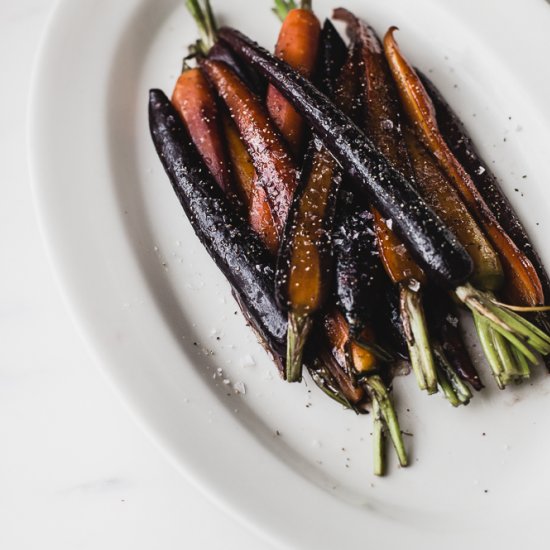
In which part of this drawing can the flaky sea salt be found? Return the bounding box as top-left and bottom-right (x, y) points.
(233, 381), (246, 394)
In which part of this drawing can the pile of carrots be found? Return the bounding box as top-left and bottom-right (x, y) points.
(149, 0), (550, 475)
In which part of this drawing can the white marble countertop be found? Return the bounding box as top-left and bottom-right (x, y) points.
(1, 1), (274, 547)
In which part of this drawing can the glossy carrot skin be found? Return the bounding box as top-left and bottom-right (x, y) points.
(403, 127), (503, 292)
(201, 59), (298, 236)
(221, 112), (279, 252)
(419, 71), (550, 305)
(328, 39), (391, 336)
(172, 68), (233, 193)
(250, 183), (280, 255)
(221, 115), (255, 209)
(333, 188), (385, 337)
(384, 28), (544, 307)
(333, 9), (426, 287)
(267, 8), (321, 156)
(216, 28), (473, 288)
(276, 140), (341, 314)
(208, 41), (266, 97)
(330, 46), (385, 335)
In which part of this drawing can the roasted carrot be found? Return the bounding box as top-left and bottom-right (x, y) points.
(311, 347), (365, 407)
(170, 2), (236, 193)
(183, 0), (278, 244)
(221, 114), (280, 251)
(323, 309), (407, 473)
(324, 311), (376, 378)
(249, 184), (279, 255)
(208, 40), (266, 97)
(172, 67), (233, 194)
(384, 27), (550, 388)
(277, 141), (341, 377)
(333, 10), (425, 287)
(218, 26), (474, 288)
(403, 126), (503, 292)
(419, 70), (550, 305)
(202, 59), (298, 237)
(420, 70), (550, 363)
(267, 1), (321, 156)
(274, 20), (345, 382)
(333, 9), (440, 395)
(221, 115), (255, 208)
(384, 27), (544, 308)
(150, 89), (287, 363)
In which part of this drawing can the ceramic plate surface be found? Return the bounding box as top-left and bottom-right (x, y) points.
(29, 0), (550, 547)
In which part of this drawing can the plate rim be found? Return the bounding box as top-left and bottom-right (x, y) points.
(27, 0), (550, 548)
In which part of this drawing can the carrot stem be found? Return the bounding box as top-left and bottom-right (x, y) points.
(309, 362), (354, 409)
(490, 301), (550, 313)
(366, 375), (408, 469)
(185, 0), (217, 55)
(372, 397), (385, 476)
(433, 344), (472, 405)
(458, 284), (550, 355)
(286, 311), (312, 382)
(436, 366), (461, 407)
(472, 312), (505, 389)
(512, 347), (531, 380)
(491, 330), (524, 386)
(400, 285), (437, 394)
(272, 0), (297, 22)
(202, 0), (218, 42)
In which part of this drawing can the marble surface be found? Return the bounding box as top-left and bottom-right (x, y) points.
(1, 1), (274, 548)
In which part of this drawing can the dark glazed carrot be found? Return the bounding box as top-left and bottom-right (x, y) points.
(201, 59), (298, 237)
(383, 27), (544, 308)
(274, 20), (345, 382)
(267, 1), (321, 156)
(172, 68), (233, 193)
(150, 89), (287, 362)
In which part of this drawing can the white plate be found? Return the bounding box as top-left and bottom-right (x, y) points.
(29, 0), (550, 547)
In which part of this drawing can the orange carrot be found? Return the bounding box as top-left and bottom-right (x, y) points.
(324, 310), (377, 375)
(221, 114), (280, 253)
(249, 184), (279, 255)
(172, 68), (233, 193)
(202, 59), (298, 237)
(384, 27), (544, 307)
(222, 115), (255, 208)
(267, 5), (321, 156)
